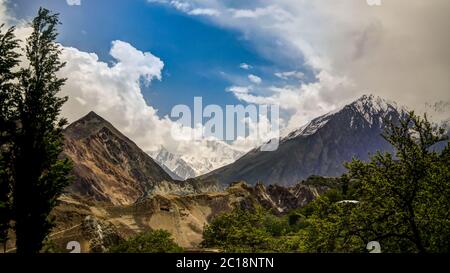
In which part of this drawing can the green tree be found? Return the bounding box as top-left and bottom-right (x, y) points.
(12, 8), (71, 253)
(346, 112), (449, 252)
(0, 24), (20, 252)
(202, 206), (301, 253)
(302, 112), (450, 253)
(109, 230), (183, 253)
(202, 208), (271, 252)
(297, 194), (364, 253)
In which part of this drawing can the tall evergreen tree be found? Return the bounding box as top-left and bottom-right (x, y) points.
(0, 24), (20, 252)
(13, 8), (71, 253)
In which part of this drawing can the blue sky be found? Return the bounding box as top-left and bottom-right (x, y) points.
(4, 0), (448, 161)
(9, 0), (311, 118)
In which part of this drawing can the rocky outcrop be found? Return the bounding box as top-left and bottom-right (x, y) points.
(237, 179), (335, 214)
(50, 179), (335, 251)
(81, 216), (123, 253)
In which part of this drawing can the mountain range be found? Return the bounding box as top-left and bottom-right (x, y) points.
(149, 141), (244, 180)
(149, 147), (196, 180)
(200, 95), (408, 186)
(29, 94), (445, 252)
(66, 94), (448, 195)
(48, 104), (348, 251)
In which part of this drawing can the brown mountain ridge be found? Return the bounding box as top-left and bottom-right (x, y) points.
(63, 111), (218, 206)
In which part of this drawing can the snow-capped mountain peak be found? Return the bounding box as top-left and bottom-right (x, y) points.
(180, 140), (245, 176)
(284, 111), (338, 140)
(283, 94), (407, 141)
(149, 146), (196, 180)
(351, 94), (406, 125)
(150, 141), (245, 180)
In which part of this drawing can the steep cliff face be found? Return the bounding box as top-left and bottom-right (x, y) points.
(63, 112), (207, 205)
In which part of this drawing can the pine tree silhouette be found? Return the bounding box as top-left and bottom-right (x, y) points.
(12, 8), (71, 253)
(0, 24), (20, 253)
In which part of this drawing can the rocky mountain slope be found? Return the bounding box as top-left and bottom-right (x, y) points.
(63, 111), (216, 206)
(46, 178), (336, 252)
(200, 95), (408, 186)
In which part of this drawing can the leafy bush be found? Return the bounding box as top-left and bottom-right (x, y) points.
(202, 206), (301, 253)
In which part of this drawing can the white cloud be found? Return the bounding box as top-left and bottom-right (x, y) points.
(149, 0), (220, 17)
(227, 86), (250, 94)
(66, 0), (81, 6)
(0, 0), (32, 64)
(169, 0), (190, 12)
(229, 70), (352, 133)
(160, 0), (450, 125)
(188, 8), (220, 16)
(0, 0), (11, 24)
(239, 63), (251, 70)
(3, 0), (449, 166)
(248, 74), (262, 84)
(228, 5), (291, 21)
(59, 41), (168, 149)
(109, 40), (164, 82)
(59, 41), (261, 166)
(275, 71), (304, 80)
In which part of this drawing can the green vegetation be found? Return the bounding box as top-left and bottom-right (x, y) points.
(337, 112), (450, 252)
(201, 190), (343, 253)
(202, 113), (450, 253)
(0, 8), (71, 253)
(109, 230), (183, 253)
(202, 206), (302, 253)
(302, 175), (341, 188)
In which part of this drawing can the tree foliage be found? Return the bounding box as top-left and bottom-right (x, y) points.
(301, 112), (450, 253)
(0, 8), (71, 253)
(0, 24), (20, 250)
(12, 7), (72, 254)
(202, 206), (303, 253)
